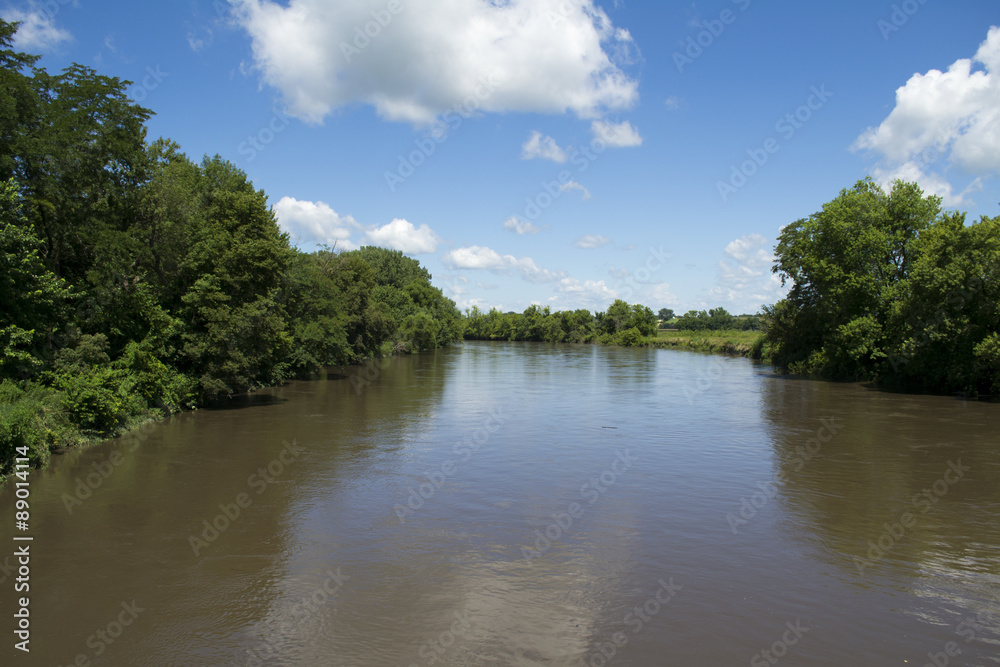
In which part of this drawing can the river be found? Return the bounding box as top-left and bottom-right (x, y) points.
(2, 341), (999, 665)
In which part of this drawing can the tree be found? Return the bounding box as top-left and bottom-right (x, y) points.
(657, 308), (675, 324)
(0, 20), (40, 184)
(177, 157), (294, 398)
(0, 178), (70, 378)
(767, 178), (940, 378)
(886, 212), (1000, 393)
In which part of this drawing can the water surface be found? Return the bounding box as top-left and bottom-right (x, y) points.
(2, 341), (999, 665)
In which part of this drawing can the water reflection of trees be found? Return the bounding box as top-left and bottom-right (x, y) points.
(758, 375), (1000, 584)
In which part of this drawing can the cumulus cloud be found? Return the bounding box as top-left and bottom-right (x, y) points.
(555, 277), (617, 307)
(364, 218), (439, 254)
(709, 233), (784, 312)
(273, 196), (359, 247)
(853, 26), (1000, 205)
(231, 0), (639, 125)
(442, 245), (564, 283)
(502, 215), (540, 235)
(521, 131), (567, 162)
(648, 282), (677, 304)
(573, 234), (612, 249)
(591, 119), (642, 147)
(561, 180), (591, 200)
(2, 5), (72, 50)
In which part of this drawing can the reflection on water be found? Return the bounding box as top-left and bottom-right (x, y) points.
(1, 341), (998, 666)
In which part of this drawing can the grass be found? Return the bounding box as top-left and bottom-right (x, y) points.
(645, 329), (769, 359)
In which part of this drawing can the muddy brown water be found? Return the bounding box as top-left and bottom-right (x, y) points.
(2, 341), (999, 665)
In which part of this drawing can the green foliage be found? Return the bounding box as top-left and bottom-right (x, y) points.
(463, 301), (655, 346)
(675, 308), (738, 331)
(115, 340), (195, 413)
(597, 300), (657, 336)
(0, 380), (63, 473)
(0, 178), (70, 378)
(767, 178), (1000, 394)
(767, 178), (940, 379)
(884, 212), (1000, 393)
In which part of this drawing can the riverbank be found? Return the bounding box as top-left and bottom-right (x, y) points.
(0, 350), (419, 484)
(644, 329), (768, 359)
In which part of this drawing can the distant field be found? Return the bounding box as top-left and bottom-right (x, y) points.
(647, 329), (766, 358)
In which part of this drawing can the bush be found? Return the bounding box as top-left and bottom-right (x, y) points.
(55, 366), (128, 433)
(115, 340), (196, 413)
(0, 380), (67, 474)
(399, 312), (441, 351)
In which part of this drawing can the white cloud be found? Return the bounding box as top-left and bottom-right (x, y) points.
(2, 6), (72, 50)
(573, 234), (612, 249)
(663, 96), (681, 110)
(648, 282), (677, 304)
(364, 218), (439, 254)
(561, 180), (591, 200)
(521, 131), (567, 162)
(273, 196), (359, 247)
(591, 119), (642, 147)
(502, 215), (540, 235)
(555, 277), (617, 307)
(853, 26), (1000, 205)
(187, 27), (212, 53)
(231, 0), (639, 125)
(871, 162), (983, 208)
(443, 245), (564, 283)
(709, 233), (784, 313)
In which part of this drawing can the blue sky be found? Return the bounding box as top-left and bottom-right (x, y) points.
(4, 0), (999, 315)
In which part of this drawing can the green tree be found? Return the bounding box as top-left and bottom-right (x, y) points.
(767, 178), (941, 378)
(0, 178), (70, 379)
(176, 157), (294, 398)
(886, 212), (1000, 393)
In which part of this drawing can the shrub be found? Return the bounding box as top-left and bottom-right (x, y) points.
(0, 380), (66, 474)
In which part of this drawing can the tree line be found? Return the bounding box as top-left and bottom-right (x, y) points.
(463, 300), (658, 346)
(765, 178), (1000, 395)
(0, 21), (462, 475)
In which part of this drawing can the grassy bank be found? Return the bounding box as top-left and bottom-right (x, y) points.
(645, 329), (769, 359)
